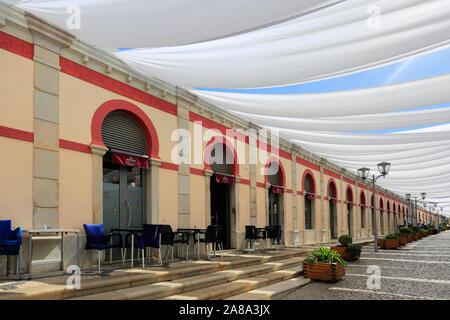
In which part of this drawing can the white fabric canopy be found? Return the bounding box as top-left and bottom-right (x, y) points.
(16, 0), (342, 48)
(115, 0), (450, 88)
(191, 73), (450, 118)
(230, 106), (450, 132)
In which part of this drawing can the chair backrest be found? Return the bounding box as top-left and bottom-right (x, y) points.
(159, 224), (174, 245)
(275, 226), (282, 241)
(0, 220), (12, 240)
(245, 225), (257, 239)
(143, 224), (160, 248)
(205, 225), (220, 243)
(265, 226), (277, 239)
(83, 224), (105, 237)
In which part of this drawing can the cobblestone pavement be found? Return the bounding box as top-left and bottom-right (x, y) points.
(283, 231), (450, 300)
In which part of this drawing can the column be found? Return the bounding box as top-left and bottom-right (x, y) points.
(27, 13), (74, 229)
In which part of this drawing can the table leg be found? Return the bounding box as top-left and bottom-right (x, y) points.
(60, 232), (64, 271)
(197, 233), (200, 260)
(28, 234), (32, 280)
(76, 233), (80, 267)
(131, 233), (134, 268)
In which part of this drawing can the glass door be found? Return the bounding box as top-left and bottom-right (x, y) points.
(103, 162), (145, 260)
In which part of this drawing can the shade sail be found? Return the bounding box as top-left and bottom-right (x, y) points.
(16, 0), (342, 48)
(115, 0), (450, 88)
(191, 73), (450, 118)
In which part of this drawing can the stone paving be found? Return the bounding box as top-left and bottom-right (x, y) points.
(282, 231), (450, 300)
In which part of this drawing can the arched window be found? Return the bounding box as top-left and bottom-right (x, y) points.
(304, 174), (314, 229)
(328, 180), (338, 239)
(360, 192), (366, 228)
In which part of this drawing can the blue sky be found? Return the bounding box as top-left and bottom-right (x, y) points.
(196, 47), (450, 133)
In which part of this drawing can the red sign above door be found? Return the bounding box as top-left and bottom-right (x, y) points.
(111, 151), (148, 169)
(272, 186), (284, 194)
(215, 172), (235, 184)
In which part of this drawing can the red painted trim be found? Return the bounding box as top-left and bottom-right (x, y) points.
(264, 156), (286, 187)
(0, 126), (33, 142)
(203, 136), (240, 177)
(60, 58), (177, 116)
(0, 31), (33, 60)
(327, 178), (338, 200)
(59, 139), (91, 154)
(297, 191), (303, 196)
(91, 99), (160, 159)
(357, 183), (369, 191)
(190, 167), (205, 176)
(160, 162), (178, 171)
(257, 140), (291, 160)
(301, 169), (316, 194)
(240, 179), (250, 185)
(189, 112), (246, 142)
(343, 177), (355, 185)
(286, 189), (293, 194)
(297, 157), (320, 171)
(256, 182), (266, 188)
(323, 168), (339, 179)
(345, 185), (354, 203)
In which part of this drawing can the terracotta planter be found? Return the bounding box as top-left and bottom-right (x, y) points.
(384, 239), (400, 249)
(303, 261), (345, 282)
(400, 236), (408, 245)
(378, 238), (385, 248)
(331, 246), (359, 261)
(407, 234), (414, 242)
(414, 233), (420, 240)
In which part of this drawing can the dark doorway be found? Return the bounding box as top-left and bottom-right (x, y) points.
(269, 188), (280, 226)
(210, 174), (231, 249)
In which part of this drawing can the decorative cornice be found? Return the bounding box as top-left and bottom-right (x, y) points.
(90, 144), (108, 156)
(25, 12), (75, 53)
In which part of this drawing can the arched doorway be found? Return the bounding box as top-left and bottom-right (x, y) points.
(387, 202), (391, 234)
(379, 198), (385, 235)
(207, 140), (237, 250)
(265, 158), (285, 229)
(303, 172), (316, 232)
(328, 180), (338, 239)
(346, 187), (354, 237)
(360, 192), (366, 231)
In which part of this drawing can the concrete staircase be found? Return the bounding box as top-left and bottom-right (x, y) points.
(70, 252), (308, 300)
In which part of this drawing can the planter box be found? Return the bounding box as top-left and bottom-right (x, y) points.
(331, 246), (359, 261)
(303, 261), (345, 282)
(384, 239), (400, 249)
(377, 238), (385, 248)
(407, 234), (414, 242)
(432, 229), (438, 235)
(400, 236), (408, 245)
(414, 233), (420, 240)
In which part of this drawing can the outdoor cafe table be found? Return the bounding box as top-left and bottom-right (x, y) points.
(23, 228), (80, 280)
(177, 228), (206, 260)
(110, 227), (143, 268)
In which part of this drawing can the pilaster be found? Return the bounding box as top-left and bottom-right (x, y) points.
(26, 13), (74, 228)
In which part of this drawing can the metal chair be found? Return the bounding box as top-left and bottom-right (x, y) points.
(243, 225), (257, 250)
(194, 225), (223, 260)
(159, 225), (190, 261)
(126, 224), (162, 267)
(0, 220), (23, 279)
(265, 226), (280, 251)
(82, 224), (123, 272)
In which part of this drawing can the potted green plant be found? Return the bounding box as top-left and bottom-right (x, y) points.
(384, 233), (400, 249)
(303, 247), (346, 282)
(399, 227), (409, 245)
(331, 235), (361, 261)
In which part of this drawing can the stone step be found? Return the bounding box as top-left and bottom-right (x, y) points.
(72, 258), (304, 300)
(161, 264), (304, 300)
(224, 277), (311, 300)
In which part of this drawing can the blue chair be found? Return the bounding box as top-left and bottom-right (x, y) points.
(82, 224), (123, 272)
(0, 220), (23, 279)
(125, 224), (162, 267)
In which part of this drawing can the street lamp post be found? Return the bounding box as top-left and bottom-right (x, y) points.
(405, 192), (426, 227)
(357, 162), (391, 253)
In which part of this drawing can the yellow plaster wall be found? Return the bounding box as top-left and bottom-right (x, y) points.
(0, 49), (33, 132)
(190, 174), (206, 228)
(238, 184), (250, 230)
(158, 169), (178, 228)
(256, 187), (266, 228)
(59, 74), (177, 163)
(0, 137), (33, 229)
(59, 149), (92, 229)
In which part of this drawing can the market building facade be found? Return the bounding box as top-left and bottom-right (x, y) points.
(0, 5), (438, 274)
